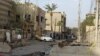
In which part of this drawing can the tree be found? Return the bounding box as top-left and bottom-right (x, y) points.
(80, 15), (95, 41)
(57, 21), (63, 39)
(57, 21), (63, 32)
(13, 0), (21, 3)
(45, 3), (57, 37)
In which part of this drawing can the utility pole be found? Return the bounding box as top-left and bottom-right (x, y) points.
(95, 0), (99, 45)
(90, 0), (93, 13)
(54, 18), (57, 39)
(77, 0), (81, 43)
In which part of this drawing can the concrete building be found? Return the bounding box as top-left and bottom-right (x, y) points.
(35, 7), (46, 37)
(0, 0), (16, 41)
(15, 3), (45, 39)
(45, 12), (66, 39)
(0, 0), (15, 29)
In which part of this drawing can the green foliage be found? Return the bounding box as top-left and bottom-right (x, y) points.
(85, 16), (95, 26)
(80, 15), (95, 37)
(45, 3), (57, 12)
(15, 28), (22, 34)
(57, 21), (62, 26)
(13, 0), (21, 3)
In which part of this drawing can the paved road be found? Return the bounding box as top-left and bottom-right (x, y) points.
(11, 40), (54, 56)
(49, 45), (95, 56)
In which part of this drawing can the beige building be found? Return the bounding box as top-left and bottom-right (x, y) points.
(45, 12), (66, 39)
(0, 0), (15, 29)
(45, 12), (66, 33)
(15, 3), (45, 38)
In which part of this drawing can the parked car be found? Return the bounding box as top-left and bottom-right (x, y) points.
(40, 35), (53, 42)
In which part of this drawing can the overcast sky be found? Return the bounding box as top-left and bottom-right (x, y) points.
(20, 0), (95, 28)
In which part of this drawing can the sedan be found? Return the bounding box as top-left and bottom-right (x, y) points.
(40, 36), (53, 42)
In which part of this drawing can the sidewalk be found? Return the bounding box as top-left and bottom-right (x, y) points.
(49, 45), (95, 56)
(91, 46), (100, 56)
(0, 42), (11, 53)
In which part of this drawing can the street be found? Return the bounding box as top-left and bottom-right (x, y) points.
(0, 0), (100, 56)
(11, 40), (96, 56)
(11, 40), (54, 56)
(49, 45), (95, 56)
(0, 40), (98, 56)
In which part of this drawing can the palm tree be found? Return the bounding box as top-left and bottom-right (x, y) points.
(57, 21), (63, 32)
(45, 3), (57, 37)
(13, 0), (20, 3)
(57, 21), (63, 40)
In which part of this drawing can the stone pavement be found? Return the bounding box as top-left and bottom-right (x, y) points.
(0, 42), (11, 53)
(49, 45), (95, 56)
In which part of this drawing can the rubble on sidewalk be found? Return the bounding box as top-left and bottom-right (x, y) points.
(0, 42), (11, 53)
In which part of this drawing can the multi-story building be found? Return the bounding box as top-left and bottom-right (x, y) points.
(15, 3), (45, 39)
(0, 0), (15, 29)
(45, 12), (66, 39)
(35, 7), (45, 37)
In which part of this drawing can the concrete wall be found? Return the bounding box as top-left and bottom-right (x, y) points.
(0, 0), (15, 28)
(0, 29), (5, 41)
(86, 26), (95, 43)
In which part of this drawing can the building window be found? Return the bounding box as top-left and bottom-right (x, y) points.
(8, 10), (11, 16)
(28, 29), (31, 33)
(16, 15), (20, 22)
(41, 16), (44, 22)
(25, 14), (31, 22)
(36, 16), (39, 22)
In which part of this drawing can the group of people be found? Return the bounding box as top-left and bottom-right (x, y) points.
(3, 31), (22, 44)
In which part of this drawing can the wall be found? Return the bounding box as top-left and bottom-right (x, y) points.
(0, 0), (15, 28)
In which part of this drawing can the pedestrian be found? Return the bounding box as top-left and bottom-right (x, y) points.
(6, 31), (11, 43)
(17, 34), (22, 42)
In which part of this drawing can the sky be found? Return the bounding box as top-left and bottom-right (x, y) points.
(20, 0), (95, 28)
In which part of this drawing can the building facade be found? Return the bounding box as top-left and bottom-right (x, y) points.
(0, 0), (15, 29)
(45, 12), (66, 32)
(15, 3), (45, 39)
(45, 12), (66, 39)
(35, 7), (45, 37)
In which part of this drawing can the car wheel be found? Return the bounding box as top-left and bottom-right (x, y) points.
(44, 39), (46, 42)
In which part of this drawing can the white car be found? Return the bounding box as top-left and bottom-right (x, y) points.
(40, 36), (53, 42)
